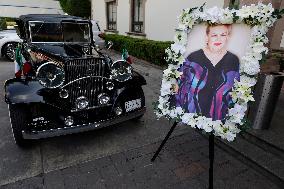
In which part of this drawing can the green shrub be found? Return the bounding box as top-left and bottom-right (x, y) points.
(0, 17), (16, 30)
(104, 34), (173, 66)
(0, 17), (7, 30)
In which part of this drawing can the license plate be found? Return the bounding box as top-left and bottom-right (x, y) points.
(125, 99), (142, 112)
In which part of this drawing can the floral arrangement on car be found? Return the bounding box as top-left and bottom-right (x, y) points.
(154, 3), (284, 141)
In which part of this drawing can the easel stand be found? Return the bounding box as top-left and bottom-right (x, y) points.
(209, 133), (214, 189)
(151, 122), (215, 189)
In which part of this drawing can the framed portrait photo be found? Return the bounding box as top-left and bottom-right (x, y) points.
(155, 3), (283, 141)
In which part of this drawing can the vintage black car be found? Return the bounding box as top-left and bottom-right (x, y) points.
(4, 14), (146, 146)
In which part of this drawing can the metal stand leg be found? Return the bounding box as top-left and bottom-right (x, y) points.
(151, 122), (178, 162)
(209, 133), (214, 189)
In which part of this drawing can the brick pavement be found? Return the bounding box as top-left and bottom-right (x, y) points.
(0, 127), (280, 189)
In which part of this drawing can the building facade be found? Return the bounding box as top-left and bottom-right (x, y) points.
(0, 0), (63, 18)
(91, 0), (284, 50)
(91, 0), (224, 41)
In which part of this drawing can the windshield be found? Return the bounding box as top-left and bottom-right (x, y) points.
(62, 23), (90, 43)
(29, 21), (90, 43)
(30, 22), (62, 42)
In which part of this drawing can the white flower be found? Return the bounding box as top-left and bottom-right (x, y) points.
(243, 63), (260, 76)
(251, 42), (268, 54)
(221, 121), (241, 141)
(169, 109), (178, 118)
(181, 113), (197, 128)
(163, 68), (172, 76)
(158, 96), (169, 105)
(203, 118), (214, 133)
(231, 81), (255, 103)
(177, 55), (185, 65)
(227, 122), (241, 134)
(161, 107), (170, 116)
(177, 23), (187, 31)
(195, 116), (213, 132)
(239, 75), (257, 87)
(212, 120), (223, 132)
(241, 57), (260, 75)
(171, 43), (186, 54)
(224, 131), (236, 142)
(219, 8), (234, 24)
(176, 107), (184, 116)
(228, 104), (247, 124)
(204, 6), (223, 23)
(163, 68), (182, 79)
(178, 10), (196, 28)
(160, 78), (177, 96)
(155, 111), (163, 119)
(236, 5), (253, 18)
(174, 30), (188, 45)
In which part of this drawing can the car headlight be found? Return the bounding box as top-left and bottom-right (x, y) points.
(110, 60), (133, 82)
(36, 62), (65, 88)
(98, 93), (110, 105)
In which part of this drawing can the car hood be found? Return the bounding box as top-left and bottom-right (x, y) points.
(30, 43), (89, 60)
(0, 30), (16, 34)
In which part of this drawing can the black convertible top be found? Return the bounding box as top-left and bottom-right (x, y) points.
(19, 14), (88, 22)
(16, 14), (91, 40)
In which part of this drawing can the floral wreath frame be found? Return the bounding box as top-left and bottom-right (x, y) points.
(154, 3), (283, 142)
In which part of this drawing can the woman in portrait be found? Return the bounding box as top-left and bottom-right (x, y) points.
(175, 24), (240, 121)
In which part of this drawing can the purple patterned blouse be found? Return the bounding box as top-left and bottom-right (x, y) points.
(175, 49), (240, 121)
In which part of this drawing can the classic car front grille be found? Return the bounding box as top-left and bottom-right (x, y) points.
(65, 57), (107, 82)
(62, 57), (112, 110)
(67, 76), (106, 108)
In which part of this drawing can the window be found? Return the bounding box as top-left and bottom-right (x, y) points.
(229, 0), (239, 9)
(106, 1), (117, 30)
(131, 0), (144, 33)
(29, 22), (62, 42)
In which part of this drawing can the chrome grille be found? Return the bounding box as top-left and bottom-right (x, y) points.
(62, 57), (111, 110)
(65, 57), (107, 82)
(66, 76), (106, 108)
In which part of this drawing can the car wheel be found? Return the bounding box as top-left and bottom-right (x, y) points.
(8, 104), (31, 147)
(3, 42), (18, 61)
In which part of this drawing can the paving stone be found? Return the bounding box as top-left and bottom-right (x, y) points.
(110, 152), (135, 176)
(174, 162), (206, 181)
(1, 129), (281, 189)
(44, 171), (64, 189)
(0, 176), (43, 189)
(168, 178), (207, 189)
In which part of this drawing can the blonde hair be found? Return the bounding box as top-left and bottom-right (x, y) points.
(206, 24), (232, 35)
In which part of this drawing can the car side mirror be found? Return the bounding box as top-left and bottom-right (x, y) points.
(106, 41), (113, 50)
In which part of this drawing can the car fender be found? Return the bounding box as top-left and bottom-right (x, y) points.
(112, 72), (146, 110)
(4, 78), (45, 104)
(127, 71), (147, 87)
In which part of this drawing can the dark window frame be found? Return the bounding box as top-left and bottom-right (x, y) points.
(106, 1), (117, 31)
(131, 0), (144, 33)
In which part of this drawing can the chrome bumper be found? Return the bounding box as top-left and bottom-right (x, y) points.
(22, 107), (146, 139)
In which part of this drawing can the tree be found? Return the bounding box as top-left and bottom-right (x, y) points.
(0, 17), (15, 30)
(59, 0), (91, 18)
(0, 18), (7, 30)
